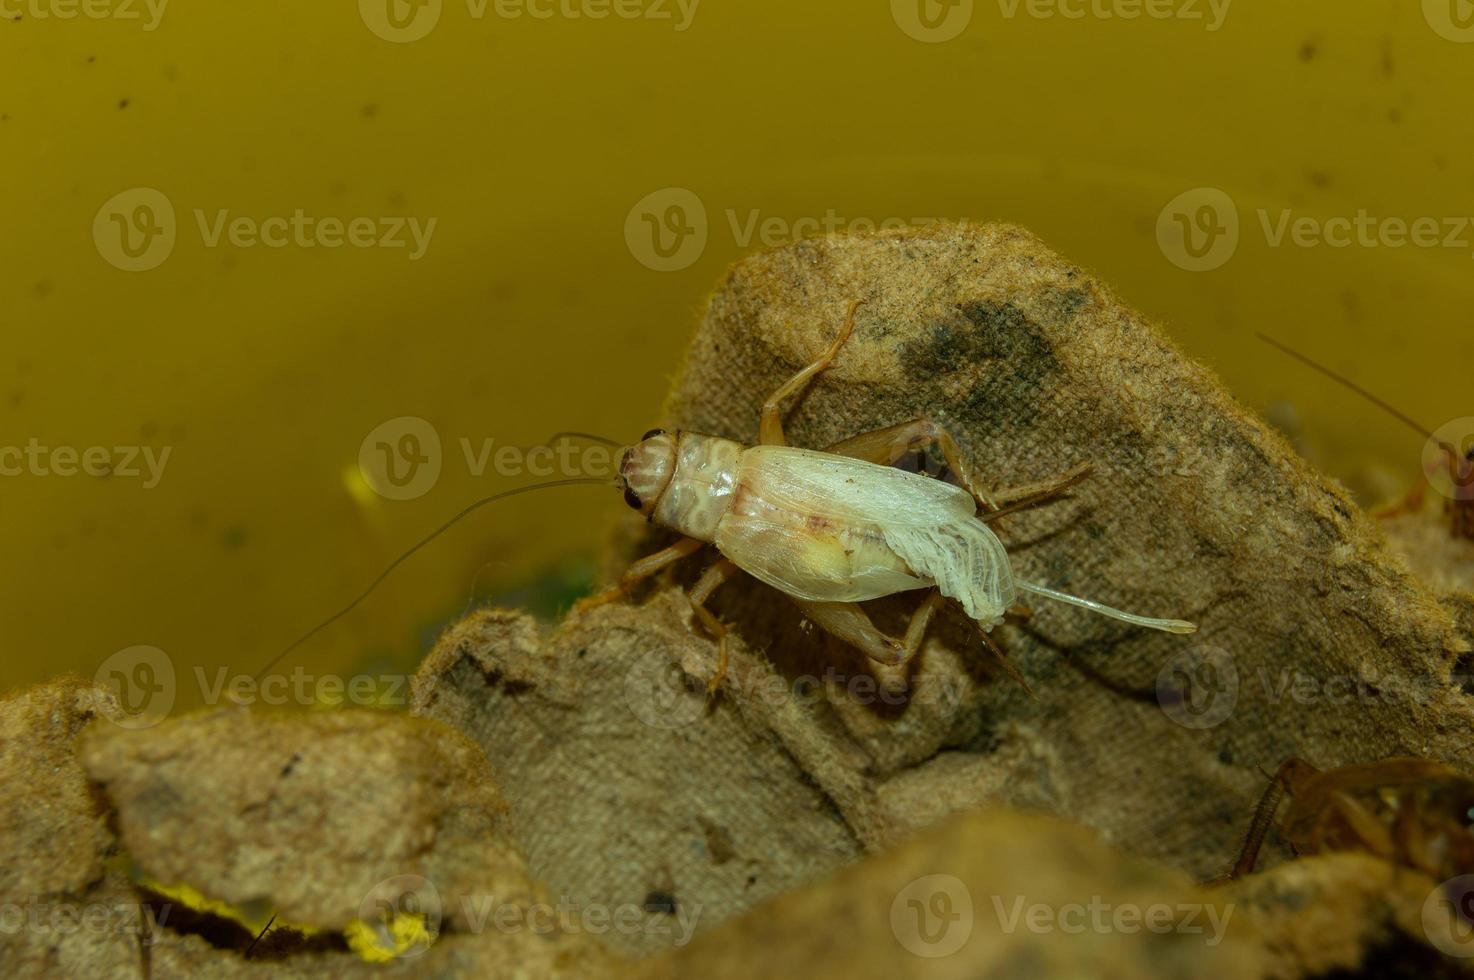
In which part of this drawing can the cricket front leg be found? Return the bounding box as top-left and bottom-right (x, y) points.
(759, 300), (861, 446)
(687, 559), (741, 696)
(574, 536), (706, 613)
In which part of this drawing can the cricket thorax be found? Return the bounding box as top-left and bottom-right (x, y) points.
(651, 432), (743, 541)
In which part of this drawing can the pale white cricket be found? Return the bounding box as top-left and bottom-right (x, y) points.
(586, 301), (1197, 692)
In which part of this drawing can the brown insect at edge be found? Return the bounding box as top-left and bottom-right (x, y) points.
(1257, 332), (1474, 540)
(1224, 756), (1474, 883)
(584, 300), (1198, 696)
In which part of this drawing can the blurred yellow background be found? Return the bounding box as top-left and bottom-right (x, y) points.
(3, 0), (1471, 709)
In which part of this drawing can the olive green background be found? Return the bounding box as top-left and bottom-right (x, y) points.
(2, 0), (1470, 709)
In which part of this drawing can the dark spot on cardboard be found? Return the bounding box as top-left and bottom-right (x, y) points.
(642, 890), (677, 915)
(900, 300), (1059, 427)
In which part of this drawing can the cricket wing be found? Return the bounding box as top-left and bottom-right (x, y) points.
(880, 518), (1016, 625)
(713, 514), (930, 603)
(737, 444), (977, 528)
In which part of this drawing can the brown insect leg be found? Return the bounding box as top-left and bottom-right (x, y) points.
(1319, 790), (1397, 861)
(574, 536), (705, 613)
(687, 559), (741, 696)
(983, 462), (1096, 519)
(979, 630), (1036, 699)
(792, 590), (951, 693)
(823, 418), (1002, 511)
(791, 598), (907, 668)
(758, 300), (861, 447)
(1226, 758), (1316, 880)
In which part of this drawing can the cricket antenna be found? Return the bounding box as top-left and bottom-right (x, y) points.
(253, 476), (611, 680)
(1254, 332), (1435, 440)
(1016, 580), (1197, 634)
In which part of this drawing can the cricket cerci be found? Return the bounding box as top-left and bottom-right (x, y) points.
(585, 301), (1197, 693)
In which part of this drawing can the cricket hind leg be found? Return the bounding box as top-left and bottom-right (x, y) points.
(687, 559), (741, 696)
(794, 590), (1036, 696)
(823, 418), (1093, 517)
(791, 590), (942, 692)
(759, 300), (862, 447)
(1224, 758), (1319, 881)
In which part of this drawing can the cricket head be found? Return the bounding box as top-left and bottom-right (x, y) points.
(618, 429), (677, 517)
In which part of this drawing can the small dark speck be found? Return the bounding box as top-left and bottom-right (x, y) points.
(118, 98), (130, 110)
(1, 114), (9, 123)
(86, 55), (97, 64)
(1307, 171), (1331, 189)
(1217, 744), (1235, 766)
(746, 875), (757, 886)
(1388, 107), (1402, 124)
(642, 890), (677, 915)
(222, 525), (249, 550)
(33, 279), (52, 299)
(9, 390), (23, 409)
(362, 103), (378, 119)
(1299, 39), (1316, 61)
(575, 648), (587, 659)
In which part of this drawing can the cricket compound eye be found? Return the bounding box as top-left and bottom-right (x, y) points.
(624, 487), (643, 510)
